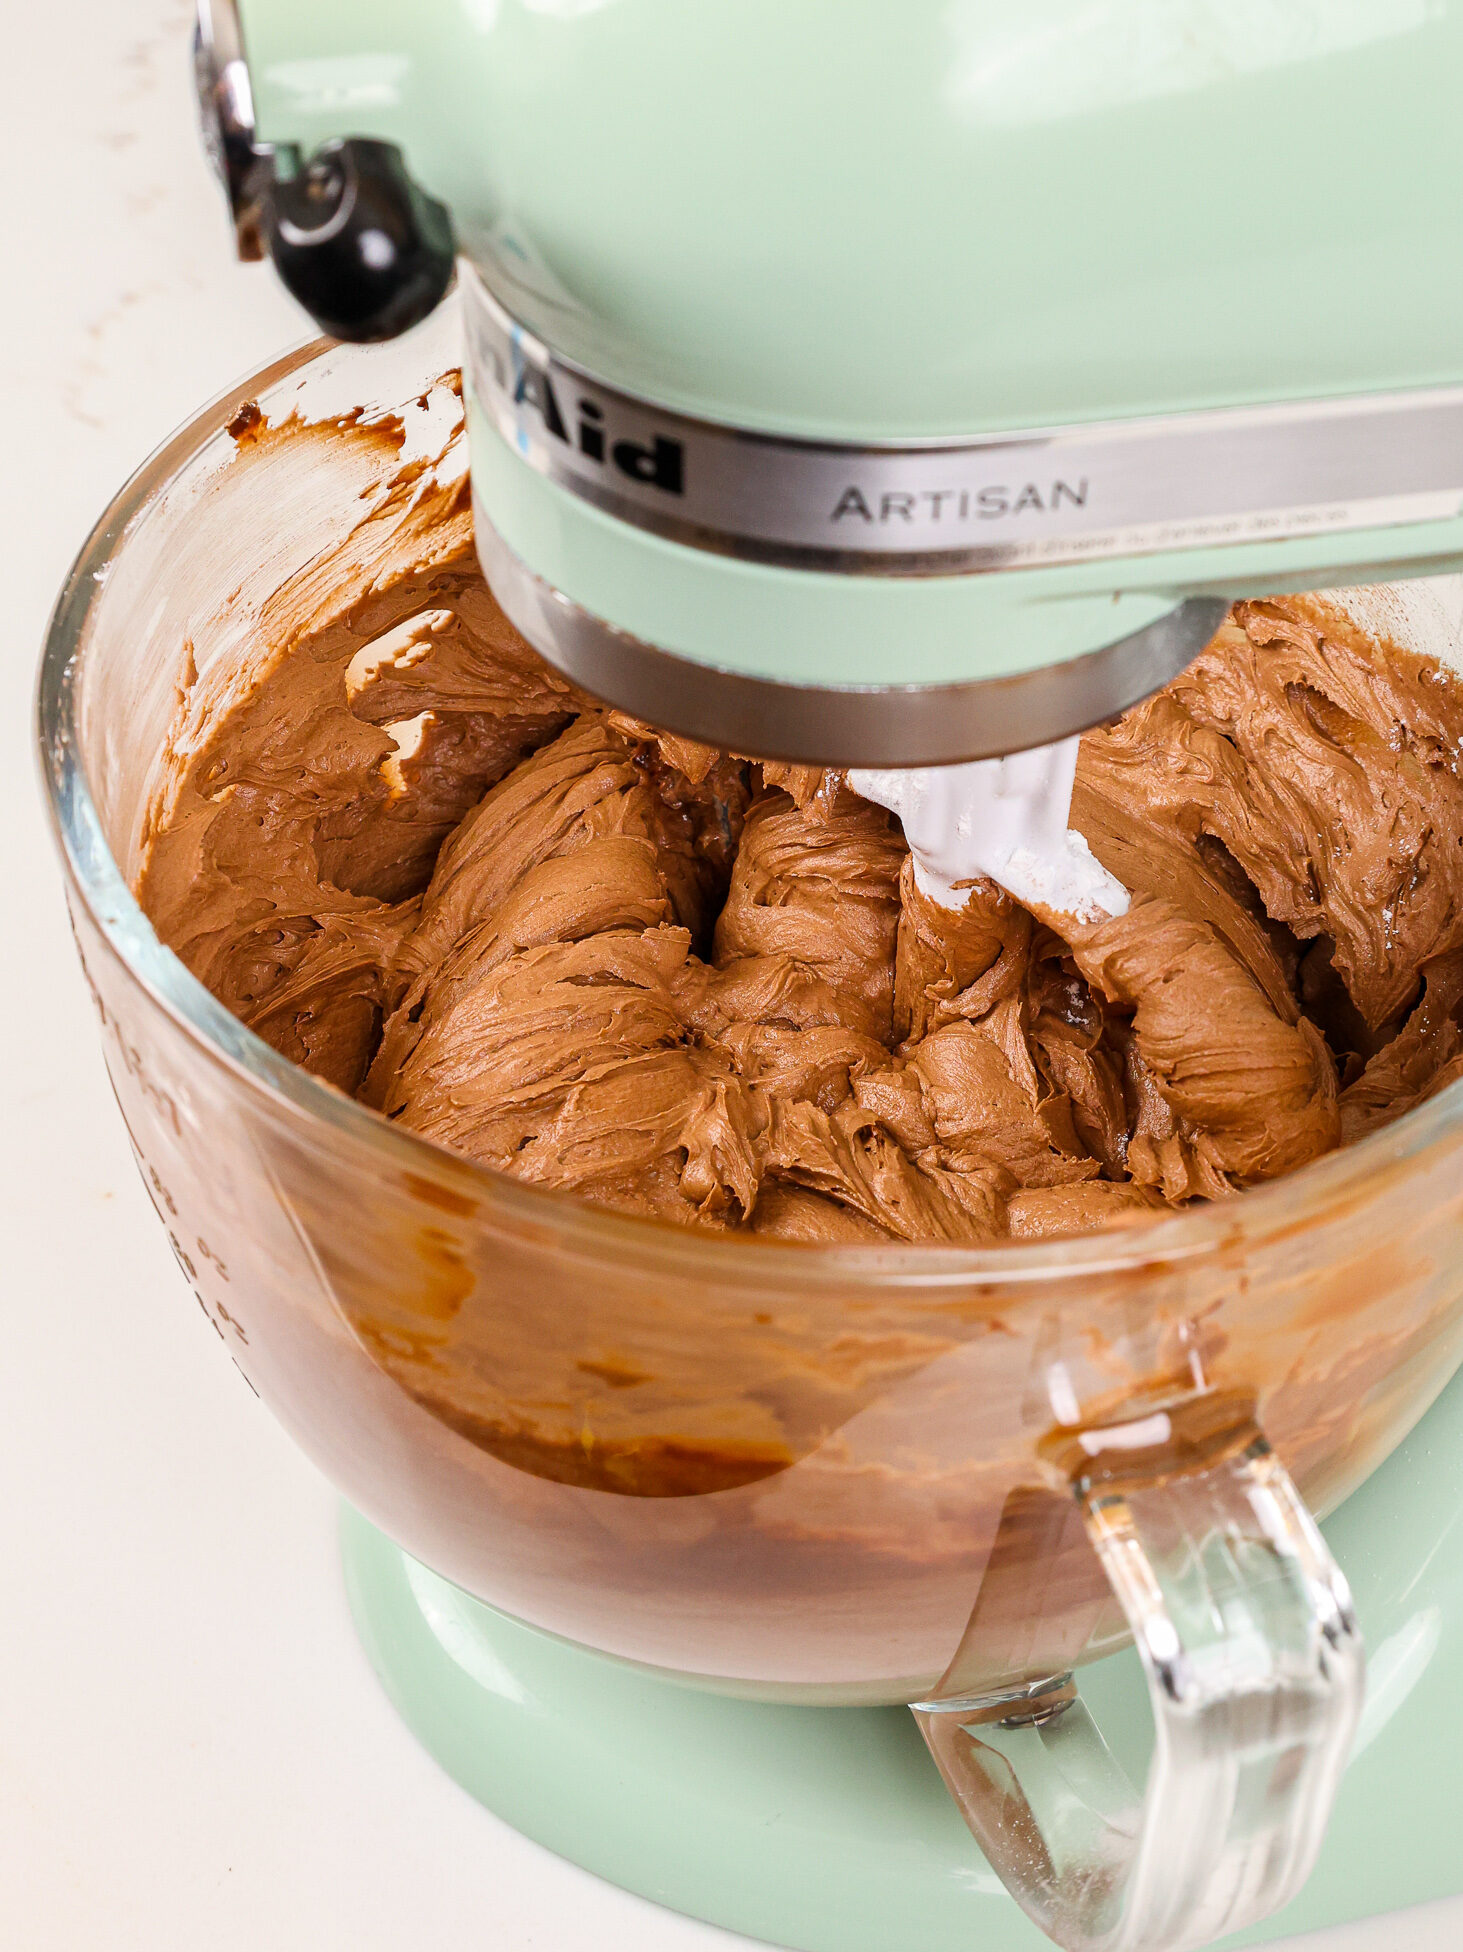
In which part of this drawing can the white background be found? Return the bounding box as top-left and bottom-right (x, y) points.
(2, 1), (1461, 1946)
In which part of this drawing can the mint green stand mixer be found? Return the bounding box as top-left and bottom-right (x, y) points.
(197, 0), (1463, 763)
(184, 4), (1463, 1949)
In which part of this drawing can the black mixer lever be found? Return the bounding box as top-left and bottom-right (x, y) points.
(262, 139), (455, 345)
(194, 0), (453, 343)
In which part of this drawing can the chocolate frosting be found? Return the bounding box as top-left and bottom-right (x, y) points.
(137, 402), (1463, 1244)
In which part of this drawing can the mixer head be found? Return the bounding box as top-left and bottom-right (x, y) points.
(194, 0), (1463, 765)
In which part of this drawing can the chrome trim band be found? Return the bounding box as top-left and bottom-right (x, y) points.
(462, 263), (1463, 580)
(473, 506), (1229, 764)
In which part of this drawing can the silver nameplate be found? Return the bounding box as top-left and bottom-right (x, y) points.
(462, 263), (1463, 578)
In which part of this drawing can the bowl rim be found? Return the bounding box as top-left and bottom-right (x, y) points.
(35, 332), (1463, 1295)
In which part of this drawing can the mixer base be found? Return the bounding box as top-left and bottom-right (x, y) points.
(341, 1367), (1463, 1952)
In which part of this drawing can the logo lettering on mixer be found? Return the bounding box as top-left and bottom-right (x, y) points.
(829, 480), (1089, 526)
(510, 355), (685, 496)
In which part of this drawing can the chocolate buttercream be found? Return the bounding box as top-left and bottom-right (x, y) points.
(137, 399), (1463, 1246)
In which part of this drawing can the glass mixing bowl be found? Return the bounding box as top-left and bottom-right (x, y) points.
(38, 327), (1463, 1952)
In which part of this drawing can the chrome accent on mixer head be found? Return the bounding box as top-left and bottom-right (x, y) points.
(463, 264), (1463, 580)
(474, 508), (1229, 765)
(193, 0), (272, 260)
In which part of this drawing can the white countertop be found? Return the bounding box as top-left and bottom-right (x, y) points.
(4, 3), (1461, 1947)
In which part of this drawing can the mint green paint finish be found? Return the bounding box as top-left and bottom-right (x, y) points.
(342, 1359), (1463, 1952)
(342, 1507), (1049, 1952)
(467, 394), (1463, 685)
(244, 0), (1463, 440)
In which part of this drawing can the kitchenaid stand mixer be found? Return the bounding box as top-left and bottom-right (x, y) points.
(195, 0), (1463, 763)
(64, 3), (1461, 1948)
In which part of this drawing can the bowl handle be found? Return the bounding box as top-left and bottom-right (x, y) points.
(912, 1396), (1364, 1952)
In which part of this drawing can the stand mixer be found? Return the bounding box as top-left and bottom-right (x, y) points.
(78, 3), (1457, 1948)
(193, 0), (1463, 766)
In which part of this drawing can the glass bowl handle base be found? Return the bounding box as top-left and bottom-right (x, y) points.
(912, 1409), (1365, 1952)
